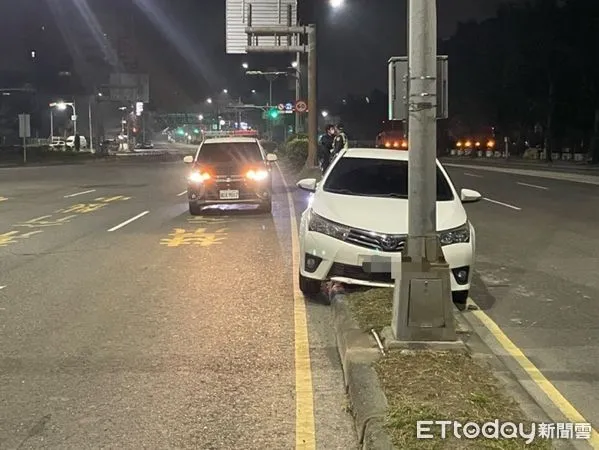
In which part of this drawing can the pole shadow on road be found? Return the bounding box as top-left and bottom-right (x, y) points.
(469, 271), (498, 311)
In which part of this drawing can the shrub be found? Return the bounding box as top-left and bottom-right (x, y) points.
(285, 138), (308, 171)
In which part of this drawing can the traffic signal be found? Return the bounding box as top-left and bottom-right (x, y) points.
(193, 128), (200, 134)
(268, 107), (279, 119)
(177, 128), (185, 136)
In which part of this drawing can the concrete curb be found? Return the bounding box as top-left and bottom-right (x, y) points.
(331, 289), (577, 450)
(330, 292), (396, 450)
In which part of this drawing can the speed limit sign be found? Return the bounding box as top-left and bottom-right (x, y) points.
(295, 101), (307, 112)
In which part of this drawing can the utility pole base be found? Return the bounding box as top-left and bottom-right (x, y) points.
(390, 257), (458, 343)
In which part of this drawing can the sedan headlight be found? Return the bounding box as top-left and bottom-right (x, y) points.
(308, 211), (350, 241)
(439, 223), (470, 246)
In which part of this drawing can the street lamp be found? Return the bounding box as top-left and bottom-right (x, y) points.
(251, 89), (256, 94)
(330, 0), (344, 7)
(242, 62), (249, 69)
(223, 89), (228, 94)
(291, 61), (298, 69)
(198, 114), (204, 121)
(321, 110), (329, 118)
(206, 97), (213, 104)
(50, 101), (77, 135)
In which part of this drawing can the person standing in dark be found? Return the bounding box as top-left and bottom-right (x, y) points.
(332, 123), (348, 158)
(74, 134), (81, 152)
(318, 124), (336, 173)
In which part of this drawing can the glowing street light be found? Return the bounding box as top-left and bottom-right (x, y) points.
(223, 89), (228, 94)
(206, 97), (213, 104)
(198, 114), (204, 120)
(242, 62), (249, 69)
(330, 0), (344, 8)
(291, 61), (298, 69)
(251, 89), (256, 94)
(321, 110), (329, 118)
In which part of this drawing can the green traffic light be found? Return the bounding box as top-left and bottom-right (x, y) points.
(268, 108), (279, 119)
(193, 128), (199, 134)
(177, 128), (184, 135)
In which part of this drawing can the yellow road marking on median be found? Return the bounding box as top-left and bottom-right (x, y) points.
(160, 227), (228, 247)
(278, 165), (316, 450)
(471, 305), (599, 448)
(0, 230), (43, 247)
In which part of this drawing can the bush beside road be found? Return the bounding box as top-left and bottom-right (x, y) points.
(337, 287), (555, 450)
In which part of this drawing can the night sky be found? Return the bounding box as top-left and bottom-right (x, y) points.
(0, 0), (522, 108)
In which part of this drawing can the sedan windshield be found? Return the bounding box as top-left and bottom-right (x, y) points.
(323, 157), (454, 201)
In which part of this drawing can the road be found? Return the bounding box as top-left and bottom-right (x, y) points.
(445, 164), (599, 436)
(0, 160), (357, 449)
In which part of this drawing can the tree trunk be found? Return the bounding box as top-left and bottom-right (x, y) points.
(591, 107), (599, 164)
(545, 78), (555, 162)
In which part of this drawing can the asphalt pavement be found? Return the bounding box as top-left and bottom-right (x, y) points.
(0, 160), (357, 449)
(445, 164), (599, 435)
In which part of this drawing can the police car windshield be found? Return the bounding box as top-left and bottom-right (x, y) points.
(197, 142), (263, 164)
(324, 157), (454, 201)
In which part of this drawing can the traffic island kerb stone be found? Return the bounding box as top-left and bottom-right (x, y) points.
(329, 285), (571, 449)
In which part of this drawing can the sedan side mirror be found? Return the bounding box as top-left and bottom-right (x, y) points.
(266, 153), (278, 162)
(460, 188), (482, 203)
(297, 178), (317, 193)
(183, 155), (194, 164)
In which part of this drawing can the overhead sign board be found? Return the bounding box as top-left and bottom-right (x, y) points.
(18, 114), (31, 138)
(226, 0), (298, 54)
(388, 56), (448, 121)
(108, 73), (150, 103)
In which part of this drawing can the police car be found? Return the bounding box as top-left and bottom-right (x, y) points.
(183, 131), (277, 215)
(296, 147), (482, 308)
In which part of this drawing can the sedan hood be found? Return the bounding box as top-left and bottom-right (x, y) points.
(311, 192), (467, 233)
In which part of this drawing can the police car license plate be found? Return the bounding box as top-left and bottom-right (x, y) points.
(219, 189), (239, 200)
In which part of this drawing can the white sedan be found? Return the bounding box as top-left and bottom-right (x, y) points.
(296, 147), (482, 307)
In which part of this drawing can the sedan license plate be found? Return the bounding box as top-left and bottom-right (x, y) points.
(219, 189), (239, 200)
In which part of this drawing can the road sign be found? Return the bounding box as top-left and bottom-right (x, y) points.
(388, 55), (448, 121)
(285, 102), (293, 111)
(295, 100), (307, 112)
(108, 73), (150, 103)
(18, 114), (30, 138)
(277, 104), (285, 111)
(226, 0), (298, 54)
(136, 102), (144, 116)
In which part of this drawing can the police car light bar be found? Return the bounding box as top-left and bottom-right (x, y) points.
(203, 130), (258, 139)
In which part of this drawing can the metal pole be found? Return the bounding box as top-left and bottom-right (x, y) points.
(295, 52), (301, 133)
(88, 99), (93, 152)
(406, 0), (438, 262)
(72, 102), (77, 135)
(404, 0), (410, 138)
(307, 25), (317, 168)
(391, 0), (456, 343)
(50, 110), (53, 141)
(268, 80), (273, 139)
